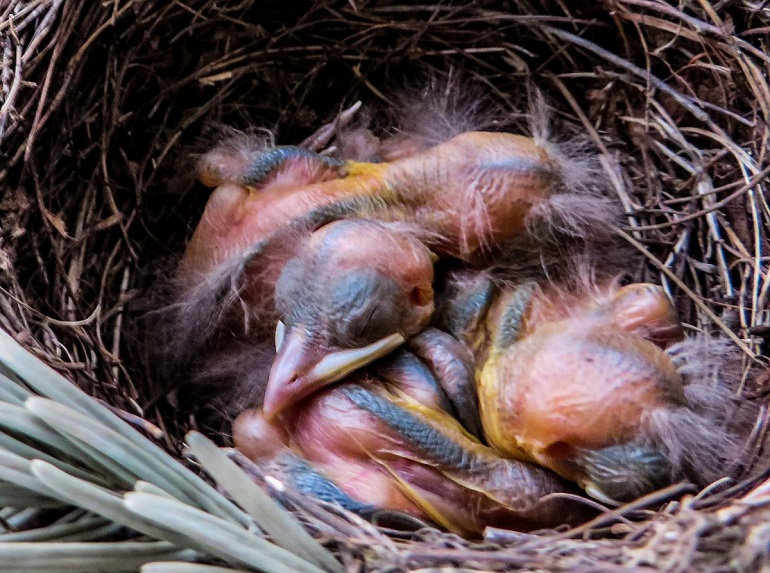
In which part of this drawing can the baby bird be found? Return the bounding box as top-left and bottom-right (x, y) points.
(439, 273), (751, 504)
(265, 219), (435, 420)
(165, 105), (615, 410)
(176, 126), (612, 332)
(186, 132), (552, 266)
(264, 219), (485, 438)
(234, 352), (589, 538)
(252, 191), (752, 502)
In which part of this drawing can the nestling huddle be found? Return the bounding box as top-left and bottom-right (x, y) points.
(164, 96), (754, 537)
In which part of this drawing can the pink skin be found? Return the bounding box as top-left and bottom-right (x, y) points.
(232, 392), (437, 518)
(263, 220), (435, 420)
(179, 132), (558, 319)
(233, 378), (586, 537)
(231, 409), (288, 461)
(478, 282), (689, 488)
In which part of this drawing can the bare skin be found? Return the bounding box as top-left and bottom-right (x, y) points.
(440, 275), (744, 503)
(234, 365), (589, 538)
(178, 133), (559, 324)
(265, 219), (436, 419)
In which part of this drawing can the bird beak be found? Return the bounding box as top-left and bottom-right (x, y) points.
(263, 326), (406, 420)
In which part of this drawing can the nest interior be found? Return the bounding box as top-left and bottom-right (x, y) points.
(2, 0), (770, 570)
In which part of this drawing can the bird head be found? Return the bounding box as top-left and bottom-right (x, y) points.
(263, 219), (435, 420)
(605, 283), (685, 348)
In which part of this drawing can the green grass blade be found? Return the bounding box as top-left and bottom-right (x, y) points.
(0, 404), (130, 487)
(0, 402), (79, 456)
(134, 480), (179, 500)
(0, 432), (109, 485)
(0, 329), (127, 425)
(0, 485), (67, 509)
(26, 398), (197, 502)
(26, 397), (250, 525)
(0, 330), (250, 528)
(0, 449), (70, 502)
(0, 361), (27, 389)
(186, 432), (343, 573)
(0, 516), (113, 542)
(30, 460), (193, 548)
(2, 507), (45, 530)
(0, 540), (197, 571)
(0, 371), (31, 405)
(143, 564), (250, 573)
(124, 492), (327, 573)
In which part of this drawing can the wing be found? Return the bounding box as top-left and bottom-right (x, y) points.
(338, 385), (588, 534)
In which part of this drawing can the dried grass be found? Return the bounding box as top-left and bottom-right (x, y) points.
(1, 0), (770, 570)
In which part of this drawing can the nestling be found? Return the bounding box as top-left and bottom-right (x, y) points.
(439, 273), (753, 504)
(234, 354), (590, 538)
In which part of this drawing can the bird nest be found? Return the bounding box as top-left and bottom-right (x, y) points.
(2, 1), (770, 571)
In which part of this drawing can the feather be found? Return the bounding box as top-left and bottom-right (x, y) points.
(650, 336), (759, 485)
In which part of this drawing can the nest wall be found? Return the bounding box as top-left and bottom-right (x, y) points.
(2, 0), (770, 568)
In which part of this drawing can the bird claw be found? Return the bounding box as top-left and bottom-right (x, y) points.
(300, 101), (364, 152)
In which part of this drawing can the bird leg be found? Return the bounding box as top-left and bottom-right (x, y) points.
(434, 273), (495, 351)
(405, 328), (483, 439)
(372, 350), (456, 416)
(486, 282), (536, 352)
(336, 385), (590, 535)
